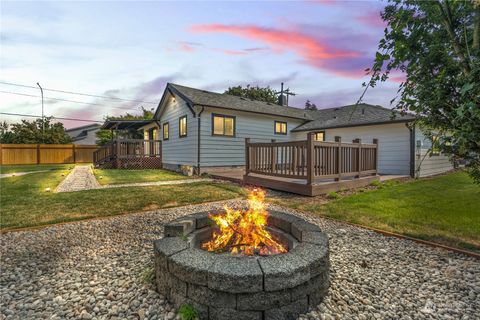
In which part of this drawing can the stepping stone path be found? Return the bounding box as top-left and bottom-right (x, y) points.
(55, 165), (101, 192)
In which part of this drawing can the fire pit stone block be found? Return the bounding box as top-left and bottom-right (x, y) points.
(208, 255), (263, 293)
(155, 211), (330, 320)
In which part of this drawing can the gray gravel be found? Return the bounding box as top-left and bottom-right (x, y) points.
(0, 200), (478, 320)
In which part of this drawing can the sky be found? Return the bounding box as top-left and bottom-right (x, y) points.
(0, 0), (403, 128)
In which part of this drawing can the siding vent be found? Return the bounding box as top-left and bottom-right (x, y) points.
(362, 108), (365, 115)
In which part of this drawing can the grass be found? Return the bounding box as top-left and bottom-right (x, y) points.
(178, 304), (198, 320)
(0, 168), (244, 231)
(93, 168), (188, 185)
(0, 164), (75, 174)
(271, 172), (480, 253)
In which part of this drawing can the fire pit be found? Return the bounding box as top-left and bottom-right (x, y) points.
(154, 190), (330, 320)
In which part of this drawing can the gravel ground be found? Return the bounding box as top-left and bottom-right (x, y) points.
(0, 200), (478, 320)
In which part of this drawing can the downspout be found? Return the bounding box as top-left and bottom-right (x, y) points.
(406, 122), (415, 178)
(197, 106), (205, 175)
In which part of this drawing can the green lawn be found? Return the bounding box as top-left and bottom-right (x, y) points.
(271, 172), (480, 253)
(0, 168), (244, 231)
(0, 164), (75, 174)
(93, 168), (188, 185)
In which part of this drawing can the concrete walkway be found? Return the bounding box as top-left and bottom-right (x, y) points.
(55, 165), (101, 192)
(55, 165), (213, 193)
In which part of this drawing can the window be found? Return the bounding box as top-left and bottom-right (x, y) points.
(179, 116), (187, 137)
(430, 134), (440, 156)
(274, 121), (287, 135)
(212, 114), (235, 137)
(163, 122), (169, 140)
(314, 131), (325, 141)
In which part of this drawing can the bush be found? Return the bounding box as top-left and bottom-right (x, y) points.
(178, 304), (198, 320)
(327, 191), (339, 199)
(369, 180), (382, 187)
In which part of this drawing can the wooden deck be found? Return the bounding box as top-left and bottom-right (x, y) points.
(241, 134), (381, 196)
(93, 139), (162, 169)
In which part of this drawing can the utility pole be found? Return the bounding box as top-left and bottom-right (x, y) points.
(37, 82), (44, 143)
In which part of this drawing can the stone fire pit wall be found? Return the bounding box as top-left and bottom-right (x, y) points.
(154, 211), (330, 320)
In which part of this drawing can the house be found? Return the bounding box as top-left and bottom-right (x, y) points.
(66, 123), (101, 145)
(97, 83), (453, 180)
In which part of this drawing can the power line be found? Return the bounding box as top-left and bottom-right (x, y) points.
(0, 90), (141, 111)
(0, 81), (157, 105)
(0, 112), (104, 123)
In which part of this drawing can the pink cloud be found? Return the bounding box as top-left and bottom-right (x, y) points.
(189, 24), (366, 77)
(215, 48), (248, 56)
(179, 43), (195, 52)
(355, 10), (386, 28)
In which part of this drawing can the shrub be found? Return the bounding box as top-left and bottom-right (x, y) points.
(369, 180), (382, 187)
(178, 304), (198, 320)
(141, 266), (154, 284)
(327, 191), (339, 199)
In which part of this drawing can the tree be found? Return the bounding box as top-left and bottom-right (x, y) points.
(224, 85), (278, 104)
(305, 100), (318, 111)
(96, 107), (154, 145)
(0, 117), (71, 144)
(364, 0), (480, 182)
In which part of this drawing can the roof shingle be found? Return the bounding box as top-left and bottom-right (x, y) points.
(169, 83), (313, 120)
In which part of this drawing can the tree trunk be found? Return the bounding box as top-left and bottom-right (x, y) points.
(473, 4), (480, 50)
(437, 1), (471, 74)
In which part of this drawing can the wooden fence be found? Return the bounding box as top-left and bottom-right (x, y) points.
(245, 134), (378, 184)
(0, 144), (98, 165)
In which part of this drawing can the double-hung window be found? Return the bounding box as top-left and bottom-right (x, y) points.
(274, 121), (287, 135)
(212, 114), (235, 137)
(179, 116), (187, 137)
(163, 122), (169, 140)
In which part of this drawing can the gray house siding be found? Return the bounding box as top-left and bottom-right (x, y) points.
(199, 107), (305, 167)
(158, 97), (197, 168)
(292, 123), (412, 175)
(414, 127), (454, 177)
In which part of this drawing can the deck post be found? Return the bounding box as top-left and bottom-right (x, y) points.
(334, 136), (342, 181)
(373, 138), (379, 175)
(245, 138), (250, 176)
(72, 144), (76, 164)
(271, 139), (276, 173)
(306, 133), (315, 185)
(353, 138), (361, 178)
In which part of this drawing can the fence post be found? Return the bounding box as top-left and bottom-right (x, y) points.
(37, 144), (41, 164)
(115, 140), (121, 169)
(271, 139), (276, 173)
(72, 144), (76, 164)
(373, 138), (379, 175)
(335, 136), (341, 181)
(353, 138), (361, 178)
(245, 138), (250, 176)
(306, 133), (315, 185)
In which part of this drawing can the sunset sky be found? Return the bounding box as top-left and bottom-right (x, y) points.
(0, 0), (403, 128)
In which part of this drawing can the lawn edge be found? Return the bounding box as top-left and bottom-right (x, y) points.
(281, 206), (480, 259)
(0, 197), (244, 234)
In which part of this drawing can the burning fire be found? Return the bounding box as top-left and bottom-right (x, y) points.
(202, 188), (288, 256)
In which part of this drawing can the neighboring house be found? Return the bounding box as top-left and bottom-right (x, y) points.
(102, 83), (453, 178)
(66, 124), (101, 145)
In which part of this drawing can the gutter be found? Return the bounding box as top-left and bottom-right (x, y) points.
(405, 122), (415, 178)
(291, 118), (415, 132)
(196, 106), (205, 175)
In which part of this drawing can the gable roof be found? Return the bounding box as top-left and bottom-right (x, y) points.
(292, 104), (416, 132)
(65, 123), (101, 132)
(167, 83), (313, 121)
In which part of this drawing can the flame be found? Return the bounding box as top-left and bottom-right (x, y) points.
(202, 188), (288, 255)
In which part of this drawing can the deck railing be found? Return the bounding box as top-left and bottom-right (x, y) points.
(245, 134), (378, 184)
(93, 139), (162, 169)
